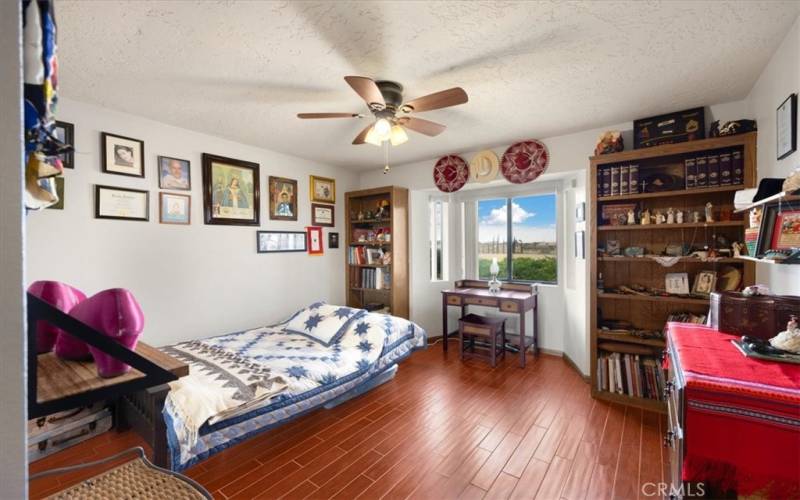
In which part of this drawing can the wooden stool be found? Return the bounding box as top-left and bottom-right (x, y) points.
(458, 313), (506, 367)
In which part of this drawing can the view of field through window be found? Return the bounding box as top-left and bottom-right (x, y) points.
(478, 194), (557, 283)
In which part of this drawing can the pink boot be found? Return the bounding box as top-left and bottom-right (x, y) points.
(28, 281), (87, 355)
(69, 288), (145, 378)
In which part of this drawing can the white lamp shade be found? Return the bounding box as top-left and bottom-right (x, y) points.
(490, 257), (499, 275)
(364, 126), (382, 146)
(389, 125), (408, 146)
(373, 118), (392, 139)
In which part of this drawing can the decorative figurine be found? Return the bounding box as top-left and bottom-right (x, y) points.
(626, 209), (636, 225)
(732, 241), (743, 258)
(676, 210), (685, 224)
(770, 315), (800, 354)
(594, 131), (624, 156)
(357, 210), (365, 221)
(705, 202), (714, 223)
(667, 208), (675, 224)
(749, 207), (762, 229)
(640, 209), (651, 225)
(365, 209), (373, 220)
(709, 119), (758, 137)
(375, 199), (390, 219)
(692, 210), (701, 223)
(655, 211), (665, 224)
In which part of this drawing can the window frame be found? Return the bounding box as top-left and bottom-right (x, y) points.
(429, 197), (449, 282)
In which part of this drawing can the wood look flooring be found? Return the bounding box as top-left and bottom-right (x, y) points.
(29, 341), (669, 499)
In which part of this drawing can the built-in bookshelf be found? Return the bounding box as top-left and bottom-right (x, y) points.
(589, 132), (758, 413)
(345, 186), (409, 318)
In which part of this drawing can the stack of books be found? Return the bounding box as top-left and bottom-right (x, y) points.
(357, 268), (390, 290)
(596, 352), (665, 400)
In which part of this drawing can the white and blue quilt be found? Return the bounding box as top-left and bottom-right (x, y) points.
(162, 307), (426, 471)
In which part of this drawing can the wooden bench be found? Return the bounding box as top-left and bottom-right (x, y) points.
(458, 313), (506, 367)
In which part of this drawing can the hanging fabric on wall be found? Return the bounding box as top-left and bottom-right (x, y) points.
(22, 0), (69, 210)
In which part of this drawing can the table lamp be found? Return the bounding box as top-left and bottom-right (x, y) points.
(489, 257), (501, 294)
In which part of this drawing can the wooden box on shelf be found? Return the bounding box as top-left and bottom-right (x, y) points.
(588, 132), (758, 413)
(345, 186), (409, 319)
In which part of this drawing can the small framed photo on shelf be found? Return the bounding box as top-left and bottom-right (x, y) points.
(310, 175), (335, 203)
(311, 203), (335, 227)
(95, 185), (149, 221)
(328, 232), (339, 249)
(158, 156), (191, 190)
(159, 192), (191, 225)
(257, 230), (307, 253)
(691, 270), (717, 296)
(777, 93), (797, 160)
(665, 273), (690, 295)
(54, 121), (74, 169)
(101, 132), (145, 177)
(268, 176), (298, 221)
(307, 226), (323, 255)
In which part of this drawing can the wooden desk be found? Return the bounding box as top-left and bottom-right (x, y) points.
(442, 280), (538, 368)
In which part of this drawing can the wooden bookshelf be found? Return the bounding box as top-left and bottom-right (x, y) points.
(588, 132), (758, 413)
(345, 186), (409, 318)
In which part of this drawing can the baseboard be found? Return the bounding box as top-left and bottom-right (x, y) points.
(563, 352), (590, 382)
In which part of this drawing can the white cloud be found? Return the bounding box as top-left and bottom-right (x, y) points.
(478, 224), (556, 243)
(482, 202), (535, 225)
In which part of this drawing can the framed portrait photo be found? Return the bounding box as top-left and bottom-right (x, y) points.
(691, 270), (717, 296)
(268, 176), (298, 221)
(101, 132), (145, 177)
(777, 93), (797, 160)
(311, 203), (335, 227)
(307, 226), (323, 255)
(257, 230), (308, 253)
(328, 232), (339, 249)
(310, 175), (335, 203)
(159, 192), (191, 225)
(202, 153), (260, 226)
(54, 121), (74, 169)
(95, 185), (149, 221)
(158, 156), (191, 190)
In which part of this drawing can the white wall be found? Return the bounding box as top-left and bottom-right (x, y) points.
(0, 1), (27, 496)
(746, 15), (800, 295)
(26, 98), (357, 346)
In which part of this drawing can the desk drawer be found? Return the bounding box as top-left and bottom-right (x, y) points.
(464, 297), (499, 307)
(500, 300), (519, 313)
(446, 295), (462, 306)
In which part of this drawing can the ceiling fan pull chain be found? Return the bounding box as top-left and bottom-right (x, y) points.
(383, 141), (391, 174)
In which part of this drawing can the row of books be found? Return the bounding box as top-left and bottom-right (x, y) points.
(598, 164), (640, 197)
(348, 246), (390, 265)
(662, 311), (707, 337)
(685, 148), (744, 189)
(596, 352), (665, 400)
(354, 267), (391, 290)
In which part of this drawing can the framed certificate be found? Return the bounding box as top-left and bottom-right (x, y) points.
(777, 93), (797, 160)
(311, 203), (334, 227)
(95, 185), (149, 221)
(257, 231), (307, 253)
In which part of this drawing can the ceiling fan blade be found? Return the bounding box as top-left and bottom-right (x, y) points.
(402, 87), (468, 113)
(297, 113), (362, 119)
(398, 117), (446, 137)
(344, 76), (385, 109)
(352, 123), (374, 145)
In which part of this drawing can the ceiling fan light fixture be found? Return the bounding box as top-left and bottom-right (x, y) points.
(364, 126), (383, 146)
(389, 125), (408, 146)
(373, 118), (392, 139)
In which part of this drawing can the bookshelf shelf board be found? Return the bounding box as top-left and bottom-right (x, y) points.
(596, 331), (666, 347)
(598, 221), (744, 231)
(597, 292), (710, 305)
(349, 263), (390, 268)
(735, 255), (797, 265)
(598, 256), (741, 264)
(592, 389), (666, 413)
(598, 184), (744, 202)
(733, 190), (800, 213)
(351, 287), (392, 292)
(590, 132), (756, 165)
(351, 218), (392, 224)
(350, 241), (391, 246)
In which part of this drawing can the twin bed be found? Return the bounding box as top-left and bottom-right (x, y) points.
(118, 302), (426, 471)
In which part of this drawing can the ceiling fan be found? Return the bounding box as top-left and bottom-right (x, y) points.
(298, 76), (468, 146)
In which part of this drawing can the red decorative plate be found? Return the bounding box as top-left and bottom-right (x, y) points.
(433, 155), (469, 192)
(500, 140), (549, 184)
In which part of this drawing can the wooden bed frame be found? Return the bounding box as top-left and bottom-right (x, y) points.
(116, 385), (173, 469)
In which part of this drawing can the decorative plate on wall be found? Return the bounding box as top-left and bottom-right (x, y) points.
(469, 149), (499, 183)
(433, 155), (469, 192)
(500, 140), (549, 184)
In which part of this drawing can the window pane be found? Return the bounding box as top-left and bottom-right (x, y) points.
(430, 200), (447, 281)
(477, 198), (508, 280)
(511, 194), (557, 282)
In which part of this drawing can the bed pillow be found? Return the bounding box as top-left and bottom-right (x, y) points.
(285, 302), (365, 346)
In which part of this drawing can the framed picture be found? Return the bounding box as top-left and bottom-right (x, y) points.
(665, 273), (690, 295)
(95, 185), (149, 221)
(46, 177), (64, 210)
(310, 175), (335, 203)
(777, 93), (797, 160)
(574, 230), (585, 259)
(257, 231), (307, 253)
(769, 208), (800, 251)
(158, 156), (191, 190)
(691, 270), (717, 296)
(268, 176), (297, 221)
(159, 192), (191, 225)
(576, 202), (585, 222)
(307, 226), (323, 255)
(311, 203), (335, 227)
(328, 232), (339, 249)
(101, 132), (145, 177)
(54, 121), (74, 169)
(202, 153), (260, 226)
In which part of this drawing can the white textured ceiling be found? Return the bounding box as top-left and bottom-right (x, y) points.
(57, 1), (800, 171)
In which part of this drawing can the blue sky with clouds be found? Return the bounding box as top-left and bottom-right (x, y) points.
(478, 193), (557, 243)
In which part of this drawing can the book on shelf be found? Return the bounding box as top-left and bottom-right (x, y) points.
(685, 158), (697, 189)
(629, 164), (639, 194)
(610, 166), (620, 196)
(719, 152), (732, 185)
(707, 154), (720, 187)
(619, 165), (629, 195)
(602, 167), (611, 197)
(732, 149), (744, 185)
(597, 352), (664, 400)
(354, 267), (390, 290)
(696, 156), (708, 187)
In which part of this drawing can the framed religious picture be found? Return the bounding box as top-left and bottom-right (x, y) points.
(201, 153), (260, 226)
(691, 270), (717, 296)
(257, 230), (307, 253)
(159, 192), (191, 225)
(311, 203), (334, 227)
(94, 185), (149, 221)
(307, 226), (323, 255)
(328, 232), (339, 249)
(101, 132), (145, 177)
(777, 93), (797, 160)
(310, 175), (335, 203)
(157, 156), (191, 190)
(268, 176), (298, 221)
(665, 273), (690, 295)
(54, 121), (74, 169)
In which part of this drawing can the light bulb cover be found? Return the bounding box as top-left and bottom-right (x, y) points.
(364, 126), (382, 146)
(373, 118), (392, 139)
(389, 125), (408, 146)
